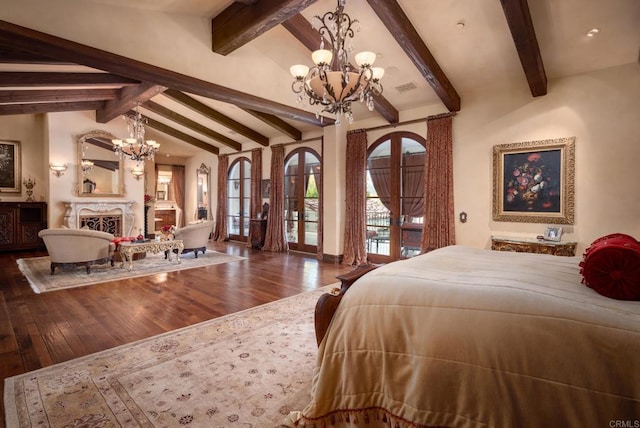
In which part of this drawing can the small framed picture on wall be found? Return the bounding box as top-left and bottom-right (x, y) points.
(261, 179), (270, 199)
(0, 140), (21, 193)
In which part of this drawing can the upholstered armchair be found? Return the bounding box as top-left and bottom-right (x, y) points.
(38, 228), (116, 274)
(170, 220), (213, 258)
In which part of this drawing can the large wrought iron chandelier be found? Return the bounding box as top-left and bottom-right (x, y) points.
(112, 104), (160, 164)
(289, 0), (384, 125)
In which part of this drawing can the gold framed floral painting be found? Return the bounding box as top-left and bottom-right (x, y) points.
(492, 137), (575, 224)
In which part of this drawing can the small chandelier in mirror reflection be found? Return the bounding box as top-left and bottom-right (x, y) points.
(112, 104), (160, 164)
(81, 159), (94, 175)
(289, 0), (384, 125)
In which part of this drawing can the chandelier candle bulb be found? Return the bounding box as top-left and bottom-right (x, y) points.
(354, 51), (376, 67)
(290, 65), (310, 79)
(371, 67), (385, 80)
(312, 50), (333, 66)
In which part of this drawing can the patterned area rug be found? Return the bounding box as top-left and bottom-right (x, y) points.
(16, 250), (245, 293)
(4, 286), (332, 427)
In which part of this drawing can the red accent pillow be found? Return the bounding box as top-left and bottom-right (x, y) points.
(580, 234), (640, 300)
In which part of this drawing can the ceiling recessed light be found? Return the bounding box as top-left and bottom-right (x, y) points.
(586, 28), (600, 37)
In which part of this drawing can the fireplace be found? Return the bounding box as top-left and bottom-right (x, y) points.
(63, 201), (135, 237)
(80, 215), (122, 235)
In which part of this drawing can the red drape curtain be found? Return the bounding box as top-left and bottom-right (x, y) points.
(213, 154), (228, 241)
(367, 156), (391, 211)
(170, 165), (185, 227)
(343, 129), (368, 266)
(402, 152), (425, 217)
(262, 145), (288, 252)
(153, 163), (159, 200)
(421, 115), (455, 252)
(312, 158), (323, 260)
(246, 149), (262, 247)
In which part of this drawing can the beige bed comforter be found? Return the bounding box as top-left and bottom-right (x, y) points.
(289, 246), (640, 427)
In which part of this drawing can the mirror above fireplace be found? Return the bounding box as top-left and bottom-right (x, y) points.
(77, 130), (124, 197)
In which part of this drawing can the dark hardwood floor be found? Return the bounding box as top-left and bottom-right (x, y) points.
(0, 241), (352, 427)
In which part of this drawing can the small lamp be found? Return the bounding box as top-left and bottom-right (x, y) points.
(49, 163), (68, 177)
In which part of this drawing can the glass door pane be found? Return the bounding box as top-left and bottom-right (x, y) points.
(366, 141), (393, 258)
(285, 149), (321, 253)
(227, 158), (250, 241)
(400, 138), (425, 257)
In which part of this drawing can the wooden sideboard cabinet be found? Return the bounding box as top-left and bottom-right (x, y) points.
(491, 236), (577, 257)
(154, 209), (177, 232)
(0, 202), (47, 251)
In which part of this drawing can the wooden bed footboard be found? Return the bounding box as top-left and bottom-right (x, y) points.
(314, 263), (378, 345)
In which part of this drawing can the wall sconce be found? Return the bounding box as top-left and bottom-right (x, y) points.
(130, 167), (145, 180)
(49, 163), (68, 177)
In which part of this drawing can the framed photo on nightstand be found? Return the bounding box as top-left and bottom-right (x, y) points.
(544, 226), (563, 242)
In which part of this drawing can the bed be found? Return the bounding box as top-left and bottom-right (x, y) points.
(287, 245), (640, 427)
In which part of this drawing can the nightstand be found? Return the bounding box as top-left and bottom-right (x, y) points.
(491, 236), (577, 257)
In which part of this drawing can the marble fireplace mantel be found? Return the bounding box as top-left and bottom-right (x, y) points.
(63, 200), (135, 237)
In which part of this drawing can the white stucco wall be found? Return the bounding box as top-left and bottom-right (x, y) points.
(344, 62), (640, 256)
(1, 64), (638, 255)
(452, 62), (640, 254)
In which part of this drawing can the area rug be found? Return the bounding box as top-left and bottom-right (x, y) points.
(17, 250), (245, 294)
(4, 285), (333, 427)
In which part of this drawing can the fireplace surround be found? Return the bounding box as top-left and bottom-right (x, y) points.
(63, 201), (135, 237)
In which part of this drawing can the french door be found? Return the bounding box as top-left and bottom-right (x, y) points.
(284, 148), (321, 253)
(366, 132), (426, 263)
(227, 157), (250, 242)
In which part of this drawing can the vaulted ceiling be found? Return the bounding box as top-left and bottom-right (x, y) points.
(0, 0), (638, 158)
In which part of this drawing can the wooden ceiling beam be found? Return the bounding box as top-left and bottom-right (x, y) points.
(163, 89), (269, 147)
(0, 71), (139, 87)
(0, 100), (105, 115)
(95, 82), (167, 123)
(0, 20), (328, 127)
(0, 88), (119, 103)
(499, 0), (547, 97)
(366, 0), (461, 112)
(282, 13), (399, 124)
(143, 100), (242, 151)
(143, 115), (220, 155)
(0, 45), (71, 64)
(243, 108), (302, 141)
(211, 0), (318, 55)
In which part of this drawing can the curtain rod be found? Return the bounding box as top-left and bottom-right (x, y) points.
(362, 111), (456, 133)
(281, 136), (323, 146)
(226, 112), (455, 155)
(228, 136), (323, 156)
